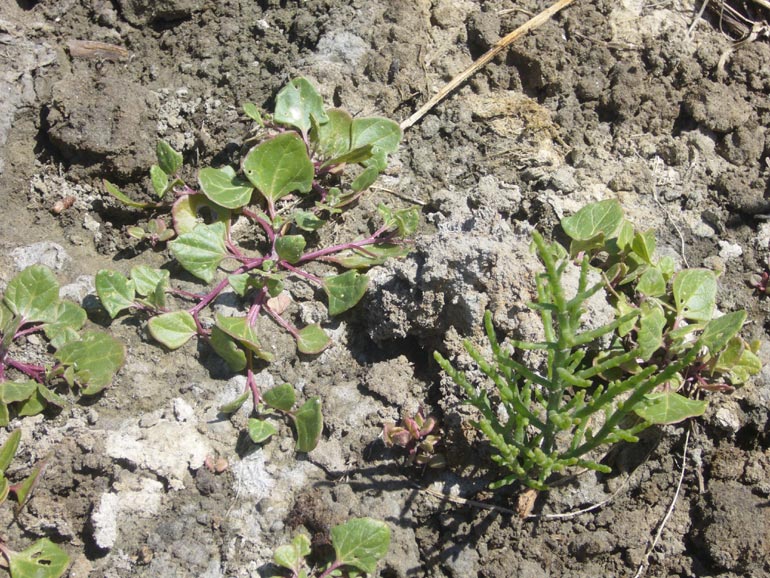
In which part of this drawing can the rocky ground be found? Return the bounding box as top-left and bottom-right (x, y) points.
(1, 0), (769, 576)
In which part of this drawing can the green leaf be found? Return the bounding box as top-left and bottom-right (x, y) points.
(293, 397), (322, 452)
(636, 266), (666, 297)
(156, 140), (183, 175)
(324, 145), (374, 168)
(311, 108), (352, 159)
(148, 311), (197, 350)
(95, 270), (135, 319)
(561, 199), (624, 241)
(273, 77), (328, 134)
(247, 418), (277, 444)
(14, 388), (46, 418)
(294, 210), (326, 232)
(55, 332), (125, 394)
(274, 533), (311, 572)
(209, 326), (247, 371)
(172, 194), (231, 235)
(228, 273), (251, 296)
(636, 302), (666, 361)
(218, 390), (249, 414)
(634, 392), (708, 425)
(130, 266), (170, 297)
(198, 166), (254, 209)
(103, 180), (153, 209)
(4, 266), (59, 323)
(324, 271), (369, 316)
(296, 324), (330, 354)
(330, 518), (391, 574)
(698, 311), (746, 354)
(43, 301), (87, 348)
(170, 222), (228, 283)
(150, 165), (169, 198)
(673, 269), (717, 321)
(275, 235), (306, 264)
(35, 383), (66, 408)
(351, 117), (402, 156)
(0, 430), (21, 473)
(333, 244), (411, 269)
(242, 102), (263, 124)
(262, 383), (296, 412)
(215, 315), (274, 362)
(7, 538), (70, 578)
(378, 204), (420, 237)
(242, 133), (314, 204)
(351, 165), (381, 193)
(11, 459), (44, 510)
(631, 230), (656, 264)
(0, 381), (37, 404)
(616, 219), (635, 251)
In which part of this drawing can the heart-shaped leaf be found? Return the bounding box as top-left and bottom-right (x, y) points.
(242, 133), (314, 204)
(198, 166), (254, 209)
(43, 301), (87, 348)
(296, 324), (330, 354)
(275, 235), (306, 264)
(293, 211), (326, 232)
(635, 266), (666, 297)
(170, 222), (228, 283)
(95, 270), (135, 319)
(148, 311), (197, 350)
(215, 315), (274, 362)
(673, 269), (717, 321)
(4, 266), (59, 323)
(274, 77), (328, 134)
(130, 266), (170, 297)
(330, 517), (391, 574)
(55, 332), (126, 394)
(7, 538), (70, 578)
(561, 199), (624, 242)
(293, 397), (322, 452)
(209, 326), (247, 371)
(635, 392), (708, 425)
(351, 117), (402, 156)
(636, 302), (666, 361)
(274, 534), (311, 572)
(324, 270), (369, 316)
(156, 140), (183, 175)
(263, 383), (296, 412)
(698, 310), (746, 354)
(248, 418), (278, 444)
(171, 194), (231, 235)
(150, 164), (169, 198)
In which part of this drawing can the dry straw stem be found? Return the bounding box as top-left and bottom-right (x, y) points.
(400, 0), (578, 131)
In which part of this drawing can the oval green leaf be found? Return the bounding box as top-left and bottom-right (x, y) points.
(311, 108), (352, 159)
(150, 164), (169, 198)
(215, 315), (274, 362)
(351, 117), (402, 156)
(198, 166), (254, 209)
(275, 235), (306, 264)
(296, 324), (330, 354)
(156, 140), (183, 175)
(561, 199), (624, 242)
(95, 270), (135, 319)
(698, 310), (746, 354)
(330, 517), (391, 574)
(673, 269), (717, 321)
(54, 331), (125, 394)
(242, 133), (314, 204)
(148, 311), (197, 350)
(171, 194), (231, 235)
(169, 222), (228, 283)
(635, 392), (708, 425)
(274, 77), (328, 134)
(274, 534), (311, 571)
(242, 102), (263, 124)
(8, 538), (70, 578)
(130, 266), (170, 297)
(209, 326), (247, 371)
(293, 397), (322, 452)
(324, 270), (369, 316)
(248, 418), (277, 444)
(262, 383), (296, 412)
(4, 265), (59, 323)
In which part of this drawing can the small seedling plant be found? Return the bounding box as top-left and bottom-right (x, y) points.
(382, 409), (445, 468)
(0, 431), (70, 578)
(435, 200), (761, 490)
(98, 78), (415, 451)
(271, 517), (390, 578)
(0, 266), (124, 423)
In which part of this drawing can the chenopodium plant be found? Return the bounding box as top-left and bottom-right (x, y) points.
(0, 431), (70, 578)
(0, 266), (124, 424)
(98, 78), (415, 451)
(271, 518), (390, 578)
(435, 200), (761, 490)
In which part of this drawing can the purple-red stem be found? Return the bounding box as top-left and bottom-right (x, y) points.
(281, 262), (323, 285)
(317, 560), (344, 578)
(247, 367), (261, 407)
(7, 358), (46, 383)
(263, 304), (299, 339)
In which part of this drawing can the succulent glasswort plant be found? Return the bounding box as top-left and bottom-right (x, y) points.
(97, 78), (415, 451)
(271, 517), (390, 578)
(0, 431), (70, 578)
(0, 266), (124, 423)
(435, 200), (761, 490)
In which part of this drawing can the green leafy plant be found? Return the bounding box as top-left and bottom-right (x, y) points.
(435, 200), (761, 490)
(98, 78), (415, 452)
(0, 431), (70, 578)
(271, 517), (390, 578)
(382, 409), (445, 468)
(0, 266), (124, 424)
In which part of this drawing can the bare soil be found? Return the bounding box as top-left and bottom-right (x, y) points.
(1, 1), (769, 577)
